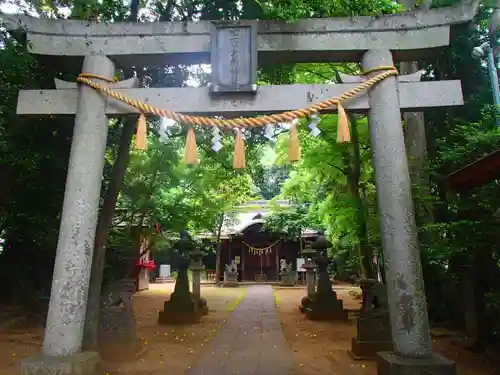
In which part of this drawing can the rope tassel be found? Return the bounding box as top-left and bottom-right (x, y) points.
(136, 113), (148, 150)
(184, 127), (199, 165)
(288, 120), (300, 162)
(233, 129), (246, 169)
(336, 103), (351, 143)
(76, 66), (398, 130)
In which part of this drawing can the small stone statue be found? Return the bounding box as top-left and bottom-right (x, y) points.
(280, 258), (287, 273)
(280, 259), (292, 273)
(279, 259), (295, 286)
(100, 278), (136, 312)
(223, 260), (238, 287)
(225, 260), (238, 273)
(359, 278), (389, 317)
(349, 278), (392, 358)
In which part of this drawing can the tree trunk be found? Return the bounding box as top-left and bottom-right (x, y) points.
(214, 213), (225, 286)
(347, 115), (375, 279)
(82, 118), (136, 351)
(461, 264), (479, 342)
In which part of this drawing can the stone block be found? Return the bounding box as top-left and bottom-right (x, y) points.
(279, 272), (296, 286)
(300, 293), (348, 321)
(194, 296), (210, 316)
(377, 352), (456, 375)
(158, 310), (201, 325)
(223, 271), (239, 287)
(357, 314), (392, 342)
(19, 351), (99, 375)
(348, 314), (393, 359)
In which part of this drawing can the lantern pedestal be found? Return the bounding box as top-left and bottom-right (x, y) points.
(279, 271), (296, 286)
(223, 271), (239, 287)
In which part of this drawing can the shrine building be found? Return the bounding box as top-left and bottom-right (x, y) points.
(200, 200), (319, 282)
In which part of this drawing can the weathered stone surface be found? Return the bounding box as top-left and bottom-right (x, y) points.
(300, 254), (348, 321)
(377, 352), (456, 375)
(158, 261), (207, 324)
(98, 279), (144, 362)
(19, 352), (99, 375)
(357, 314), (392, 342)
(190, 261), (205, 298)
(349, 314), (393, 359)
(359, 279), (389, 317)
(362, 49), (432, 358)
(223, 271), (239, 286)
(223, 270), (239, 287)
(158, 296), (207, 325)
(279, 271), (296, 286)
(17, 80), (464, 116)
(349, 279), (393, 359)
(158, 234), (209, 324)
(301, 294), (348, 321)
(302, 260), (317, 297)
(210, 22), (257, 93)
(1, 2), (479, 64)
(42, 55), (114, 357)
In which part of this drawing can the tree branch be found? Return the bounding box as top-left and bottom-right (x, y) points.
(329, 164), (348, 175)
(295, 67), (333, 82)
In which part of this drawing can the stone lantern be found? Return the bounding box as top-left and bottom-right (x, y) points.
(158, 231), (208, 325)
(189, 247), (206, 300)
(299, 235), (348, 321)
(300, 241), (318, 297)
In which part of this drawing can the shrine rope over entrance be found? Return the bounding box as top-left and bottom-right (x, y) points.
(77, 65), (397, 128)
(76, 66), (398, 167)
(243, 239), (281, 255)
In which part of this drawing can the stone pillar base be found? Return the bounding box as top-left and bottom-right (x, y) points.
(223, 271), (239, 287)
(377, 352), (456, 375)
(20, 351), (100, 375)
(158, 309), (201, 325)
(279, 272), (296, 286)
(349, 313), (393, 359)
(348, 338), (393, 360)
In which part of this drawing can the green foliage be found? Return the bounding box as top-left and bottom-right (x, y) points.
(0, 31), (73, 303)
(256, 0), (402, 20)
(1, 0), (500, 343)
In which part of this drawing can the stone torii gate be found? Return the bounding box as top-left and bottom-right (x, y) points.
(3, 2), (478, 375)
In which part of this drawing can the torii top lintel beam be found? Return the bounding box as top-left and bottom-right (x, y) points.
(1, 1), (478, 66)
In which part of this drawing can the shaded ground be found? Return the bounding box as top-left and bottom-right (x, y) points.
(0, 284), (245, 375)
(274, 286), (497, 375)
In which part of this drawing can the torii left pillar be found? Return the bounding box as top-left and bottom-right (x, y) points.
(20, 55), (113, 375)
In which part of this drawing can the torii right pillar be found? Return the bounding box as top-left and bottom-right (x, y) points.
(362, 49), (456, 375)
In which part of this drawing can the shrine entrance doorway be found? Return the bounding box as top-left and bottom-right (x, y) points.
(218, 222), (305, 282)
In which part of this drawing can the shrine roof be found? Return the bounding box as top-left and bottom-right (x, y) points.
(198, 200), (319, 239)
(444, 148), (500, 193)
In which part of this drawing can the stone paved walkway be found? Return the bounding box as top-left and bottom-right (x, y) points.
(188, 285), (294, 375)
